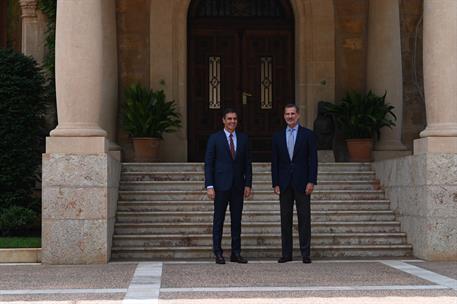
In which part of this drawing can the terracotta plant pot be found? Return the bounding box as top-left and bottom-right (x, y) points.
(132, 137), (161, 162)
(346, 138), (373, 162)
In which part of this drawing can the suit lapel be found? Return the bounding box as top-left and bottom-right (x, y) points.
(233, 131), (240, 160)
(292, 126), (304, 160)
(280, 128), (289, 160)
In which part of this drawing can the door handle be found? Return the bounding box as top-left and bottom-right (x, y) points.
(242, 92), (252, 105)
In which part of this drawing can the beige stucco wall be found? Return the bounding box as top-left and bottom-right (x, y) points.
(116, 0), (424, 161)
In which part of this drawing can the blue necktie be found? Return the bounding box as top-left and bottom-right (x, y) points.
(287, 128), (295, 160)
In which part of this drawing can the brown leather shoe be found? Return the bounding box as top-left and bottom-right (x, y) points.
(230, 254), (248, 263)
(215, 254), (225, 264)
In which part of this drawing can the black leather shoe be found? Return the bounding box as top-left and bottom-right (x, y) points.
(302, 257), (312, 264)
(278, 256), (293, 263)
(230, 254), (248, 263)
(215, 254), (225, 264)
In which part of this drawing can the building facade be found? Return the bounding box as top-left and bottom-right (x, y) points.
(8, 0), (456, 263)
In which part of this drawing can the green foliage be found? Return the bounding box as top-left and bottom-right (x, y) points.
(123, 84), (182, 139)
(0, 206), (39, 237)
(0, 48), (46, 225)
(326, 90), (397, 139)
(0, 237), (41, 248)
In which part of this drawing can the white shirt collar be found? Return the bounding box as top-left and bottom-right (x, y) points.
(224, 129), (236, 138)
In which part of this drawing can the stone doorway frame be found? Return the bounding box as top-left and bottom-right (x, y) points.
(150, 0), (335, 161)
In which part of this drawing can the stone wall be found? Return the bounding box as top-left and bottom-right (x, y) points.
(375, 155), (457, 260)
(116, 0), (151, 161)
(399, 0), (426, 150)
(334, 0), (368, 101)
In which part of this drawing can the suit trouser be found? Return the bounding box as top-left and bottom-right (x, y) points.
(279, 185), (311, 258)
(212, 187), (244, 256)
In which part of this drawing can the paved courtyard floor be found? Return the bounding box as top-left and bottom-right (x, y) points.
(0, 259), (456, 303)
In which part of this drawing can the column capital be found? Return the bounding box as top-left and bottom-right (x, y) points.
(19, 0), (38, 18)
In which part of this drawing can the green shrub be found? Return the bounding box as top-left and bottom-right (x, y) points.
(123, 84), (182, 138)
(0, 48), (46, 221)
(0, 206), (39, 237)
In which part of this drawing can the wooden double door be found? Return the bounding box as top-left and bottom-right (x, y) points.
(188, 27), (294, 162)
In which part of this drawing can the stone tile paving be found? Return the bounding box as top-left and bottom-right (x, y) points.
(161, 262), (430, 288)
(0, 263), (136, 290)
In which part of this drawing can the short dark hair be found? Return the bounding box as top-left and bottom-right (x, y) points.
(284, 103), (299, 113)
(222, 107), (238, 118)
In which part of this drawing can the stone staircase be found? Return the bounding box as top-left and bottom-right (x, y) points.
(111, 163), (413, 260)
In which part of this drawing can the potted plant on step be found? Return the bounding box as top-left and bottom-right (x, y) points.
(326, 90), (396, 162)
(123, 83), (182, 162)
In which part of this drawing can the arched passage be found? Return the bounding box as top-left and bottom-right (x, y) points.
(187, 0), (295, 161)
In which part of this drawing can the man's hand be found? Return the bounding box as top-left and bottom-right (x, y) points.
(305, 183), (314, 195)
(244, 187), (252, 198)
(207, 188), (215, 200)
(274, 186), (280, 195)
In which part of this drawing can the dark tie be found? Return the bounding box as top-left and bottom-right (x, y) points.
(229, 133), (235, 159)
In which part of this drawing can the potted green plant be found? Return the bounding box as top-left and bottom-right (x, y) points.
(326, 90), (396, 162)
(123, 83), (182, 162)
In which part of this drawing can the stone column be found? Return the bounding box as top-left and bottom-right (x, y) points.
(42, 0), (120, 264)
(367, 0), (407, 152)
(19, 0), (47, 65)
(414, 0), (457, 153)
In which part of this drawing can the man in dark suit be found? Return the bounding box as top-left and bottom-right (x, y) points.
(205, 108), (252, 264)
(271, 104), (318, 264)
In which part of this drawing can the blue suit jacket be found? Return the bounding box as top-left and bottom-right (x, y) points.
(271, 126), (318, 192)
(204, 130), (253, 192)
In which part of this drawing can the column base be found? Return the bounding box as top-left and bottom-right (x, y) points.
(419, 123), (457, 138)
(41, 148), (121, 264)
(374, 153), (457, 260)
(50, 124), (107, 137)
(414, 137), (457, 155)
(46, 137), (108, 154)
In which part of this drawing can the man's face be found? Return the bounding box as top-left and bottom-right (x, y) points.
(223, 112), (238, 133)
(284, 106), (300, 128)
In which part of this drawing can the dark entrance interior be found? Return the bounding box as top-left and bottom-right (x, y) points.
(188, 0), (295, 161)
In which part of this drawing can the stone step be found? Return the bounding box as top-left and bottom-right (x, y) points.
(118, 190), (386, 201)
(115, 210), (396, 223)
(111, 244), (413, 260)
(112, 232), (408, 247)
(114, 221), (402, 234)
(116, 200), (391, 212)
(121, 162), (373, 173)
(119, 181), (380, 191)
(120, 171), (377, 182)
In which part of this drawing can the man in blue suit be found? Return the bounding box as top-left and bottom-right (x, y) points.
(271, 104), (318, 264)
(205, 108), (252, 264)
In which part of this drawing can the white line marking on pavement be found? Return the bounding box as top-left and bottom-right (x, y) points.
(0, 288), (126, 295)
(160, 285), (447, 293)
(381, 260), (457, 291)
(122, 262), (162, 304)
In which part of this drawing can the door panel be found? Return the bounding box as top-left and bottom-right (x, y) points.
(241, 30), (293, 161)
(188, 30), (240, 161)
(188, 29), (294, 161)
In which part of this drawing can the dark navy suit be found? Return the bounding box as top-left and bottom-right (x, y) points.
(205, 130), (252, 256)
(271, 125), (318, 258)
